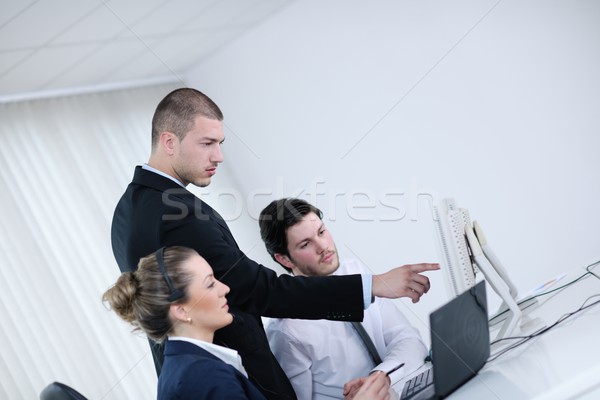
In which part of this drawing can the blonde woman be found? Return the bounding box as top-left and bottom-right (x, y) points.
(102, 246), (265, 399)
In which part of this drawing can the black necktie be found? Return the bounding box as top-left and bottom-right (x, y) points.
(350, 322), (383, 366)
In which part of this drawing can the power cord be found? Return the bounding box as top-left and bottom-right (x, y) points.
(488, 293), (600, 362)
(488, 263), (595, 324)
(586, 259), (600, 281)
(515, 259), (600, 302)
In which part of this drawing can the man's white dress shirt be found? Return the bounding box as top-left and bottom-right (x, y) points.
(266, 259), (428, 400)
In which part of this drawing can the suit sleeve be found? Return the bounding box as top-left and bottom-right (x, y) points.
(163, 210), (364, 321)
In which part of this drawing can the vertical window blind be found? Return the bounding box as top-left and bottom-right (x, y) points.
(0, 83), (179, 399)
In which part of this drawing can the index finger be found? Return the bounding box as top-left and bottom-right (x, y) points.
(410, 263), (440, 273)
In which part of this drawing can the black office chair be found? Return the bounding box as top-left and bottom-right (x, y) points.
(39, 382), (88, 400)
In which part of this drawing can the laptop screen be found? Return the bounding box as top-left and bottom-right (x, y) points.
(430, 280), (490, 398)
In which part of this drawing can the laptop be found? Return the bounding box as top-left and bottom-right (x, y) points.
(400, 280), (490, 399)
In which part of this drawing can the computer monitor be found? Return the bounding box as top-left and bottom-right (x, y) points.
(432, 198), (542, 346)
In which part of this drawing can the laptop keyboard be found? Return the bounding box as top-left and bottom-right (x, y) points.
(401, 368), (434, 399)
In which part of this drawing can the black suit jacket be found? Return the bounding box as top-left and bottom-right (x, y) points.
(111, 166), (365, 399)
(159, 340), (266, 400)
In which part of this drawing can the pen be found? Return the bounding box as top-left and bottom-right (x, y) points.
(386, 362), (405, 376)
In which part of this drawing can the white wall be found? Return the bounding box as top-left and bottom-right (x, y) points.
(185, 0), (600, 341)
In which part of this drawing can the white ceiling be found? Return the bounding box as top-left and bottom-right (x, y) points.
(0, 0), (293, 102)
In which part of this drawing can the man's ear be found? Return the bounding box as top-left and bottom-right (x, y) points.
(160, 131), (178, 155)
(274, 253), (295, 271)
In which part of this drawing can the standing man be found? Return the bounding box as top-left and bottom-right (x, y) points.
(259, 198), (428, 400)
(111, 88), (438, 399)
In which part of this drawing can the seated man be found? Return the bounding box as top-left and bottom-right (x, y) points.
(259, 198), (429, 400)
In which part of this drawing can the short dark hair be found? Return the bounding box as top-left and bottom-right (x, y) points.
(151, 88), (223, 148)
(259, 198), (323, 273)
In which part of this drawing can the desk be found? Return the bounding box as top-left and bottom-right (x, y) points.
(393, 264), (600, 400)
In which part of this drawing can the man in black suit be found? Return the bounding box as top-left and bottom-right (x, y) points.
(111, 88), (438, 399)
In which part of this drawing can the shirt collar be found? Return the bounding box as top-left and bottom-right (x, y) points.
(142, 163), (185, 188)
(168, 336), (248, 377)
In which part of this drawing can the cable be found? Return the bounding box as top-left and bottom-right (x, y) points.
(586, 259), (600, 281)
(487, 259), (600, 360)
(525, 259), (600, 300)
(489, 259), (600, 325)
(527, 271), (589, 299)
(488, 293), (600, 362)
